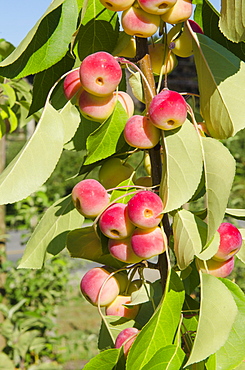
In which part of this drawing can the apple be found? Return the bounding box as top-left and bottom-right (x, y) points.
(99, 0), (135, 11)
(148, 89), (187, 130)
(127, 190), (163, 229)
(116, 37), (137, 58)
(148, 43), (178, 76)
(115, 91), (135, 118)
(167, 24), (193, 58)
(197, 256), (235, 278)
(188, 19), (203, 34)
(72, 179), (110, 218)
(127, 279), (143, 294)
(144, 152), (152, 176)
(138, 0), (177, 15)
(134, 176), (152, 188)
(131, 226), (166, 259)
(115, 327), (139, 356)
(124, 115), (160, 149)
(108, 237), (142, 264)
(99, 202), (135, 239)
(99, 157), (134, 189)
(80, 266), (120, 306)
(161, 0), (193, 24)
(213, 222), (243, 261)
(121, 5), (161, 38)
(105, 295), (140, 319)
(63, 69), (83, 101)
(79, 51), (122, 96)
(78, 90), (116, 122)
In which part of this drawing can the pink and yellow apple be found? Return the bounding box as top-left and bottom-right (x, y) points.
(78, 90), (116, 122)
(115, 91), (135, 118)
(99, 157), (134, 189)
(63, 69), (82, 100)
(161, 0), (193, 24)
(108, 237), (142, 264)
(213, 222), (243, 261)
(99, 0), (135, 11)
(124, 115), (160, 149)
(105, 295), (140, 319)
(115, 327), (139, 357)
(138, 0), (177, 15)
(197, 256), (235, 278)
(131, 226), (166, 259)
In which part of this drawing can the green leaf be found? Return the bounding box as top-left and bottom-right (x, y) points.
(196, 231), (220, 261)
(202, 137), (236, 241)
(126, 270), (185, 369)
(0, 0), (78, 78)
(59, 101), (81, 144)
(185, 273), (238, 366)
(225, 208), (245, 220)
(83, 348), (120, 370)
(128, 71), (145, 103)
(67, 226), (125, 268)
(192, 31), (245, 139)
(0, 39), (15, 61)
(214, 279), (245, 370)
(18, 195), (83, 269)
(110, 178), (136, 204)
(173, 209), (202, 270)
(0, 353), (15, 370)
(0, 103), (65, 205)
(219, 0), (245, 43)
(160, 120), (203, 213)
(141, 345), (185, 370)
(237, 229), (245, 264)
(85, 102), (129, 165)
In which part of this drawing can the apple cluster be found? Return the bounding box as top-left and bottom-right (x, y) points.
(63, 51), (134, 122)
(197, 222), (243, 278)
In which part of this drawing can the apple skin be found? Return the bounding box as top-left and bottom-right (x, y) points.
(197, 257), (235, 278)
(167, 23), (193, 58)
(144, 152), (152, 176)
(124, 115), (160, 149)
(99, 157), (134, 189)
(188, 19), (203, 34)
(115, 91), (135, 118)
(99, 203), (135, 239)
(115, 327), (139, 357)
(79, 51), (122, 97)
(108, 237), (142, 264)
(134, 176), (152, 188)
(148, 89), (187, 130)
(121, 5), (161, 38)
(105, 295), (140, 319)
(78, 90), (116, 122)
(63, 69), (83, 100)
(116, 37), (136, 58)
(212, 222), (243, 261)
(149, 43), (178, 76)
(80, 266), (120, 306)
(138, 0), (177, 15)
(99, 0), (135, 11)
(131, 226), (166, 259)
(127, 190), (163, 229)
(72, 179), (110, 218)
(161, 0), (193, 24)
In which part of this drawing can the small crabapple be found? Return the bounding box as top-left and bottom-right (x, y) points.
(99, 157), (134, 189)
(115, 91), (135, 118)
(105, 295), (140, 319)
(78, 90), (116, 122)
(99, 0), (135, 11)
(122, 5), (160, 38)
(131, 226), (166, 259)
(197, 257), (235, 278)
(148, 43), (178, 76)
(63, 69), (82, 100)
(124, 115), (160, 149)
(108, 237), (142, 264)
(138, 0), (177, 15)
(161, 0), (193, 24)
(115, 327), (139, 357)
(213, 222), (243, 261)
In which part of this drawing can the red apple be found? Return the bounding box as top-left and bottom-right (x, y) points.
(63, 69), (83, 100)
(115, 327), (139, 356)
(108, 237), (142, 264)
(131, 226), (166, 259)
(105, 295), (140, 319)
(138, 0), (177, 15)
(78, 90), (116, 122)
(161, 0), (193, 24)
(115, 91), (135, 118)
(197, 257), (235, 278)
(213, 222), (243, 261)
(124, 115), (160, 149)
(99, 0), (135, 11)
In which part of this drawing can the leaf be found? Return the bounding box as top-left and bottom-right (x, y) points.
(214, 279), (245, 370)
(0, 0), (78, 79)
(110, 178), (136, 204)
(219, 0), (245, 43)
(196, 231), (220, 261)
(141, 345), (185, 370)
(202, 137), (236, 241)
(128, 71), (145, 103)
(85, 102), (129, 165)
(83, 348), (120, 370)
(0, 353), (15, 370)
(173, 209), (202, 270)
(185, 273), (238, 366)
(126, 270), (185, 369)
(191, 30), (245, 139)
(225, 208), (245, 220)
(237, 229), (245, 264)
(66, 226), (125, 268)
(160, 120), (203, 213)
(59, 101), (81, 144)
(18, 195), (83, 269)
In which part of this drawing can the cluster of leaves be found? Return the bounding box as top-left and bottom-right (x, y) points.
(0, 0), (245, 369)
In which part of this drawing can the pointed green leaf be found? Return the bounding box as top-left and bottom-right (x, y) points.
(85, 102), (129, 165)
(141, 345), (185, 370)
(0, 0), (78, 78)
(59, 101), (81, 144)
(237, 229), (245, 264)
(185, 273), (238, 366)
(160, 120), (203, 213)
(219, 0), (245, 43)
(110, 178), (136, 204)
(129, 71), (145, 103)
(18, 195), (83, 269)
(192, 31), (245, 138)
(225, 208), (245, 220)
(196, 231), (220, 261)
(0, 102), (65, 205)
(126, 270), (185, 369)
(0, 353), (15, 370)
(83, 348), (120, 370)
(202, 137), (236, 241)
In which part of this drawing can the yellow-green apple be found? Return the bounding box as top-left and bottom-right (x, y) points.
(99, 0), (135, 11)
(72, 179), (110, 218)
(148, 43), (178, 75)
(121, 5), (161, 38)
(115, 91), (135, 118)
(161, 0), (193, 24)
(79, 51), (122, 96)
(78, 90), (116, 122)
(131, 226), (166, 259)
(108, 237), (142, 264)
(99, 157), (134, 189)
(134, 176), (152, 187)
(124, 115), (160, 149)
(99, 203), (135, 239)
(116, 37), (136, 58)
(127, 279), (143, 294)
(63, 69), (82, 100)
(197, 257), (235, 278)
(213, 222), (243, 261)
(138, 0), (177, 15)
(148, 89), (187, 130)
(115, 327), (139, 356)
(127, 190), (163, 229)
(105, 295), (140, 319)
(144, 152), (152, 175)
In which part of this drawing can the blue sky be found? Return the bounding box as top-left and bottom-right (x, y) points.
(1, 0), (221, 47)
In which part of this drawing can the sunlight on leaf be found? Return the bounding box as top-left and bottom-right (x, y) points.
(219, 0), (245, 43)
